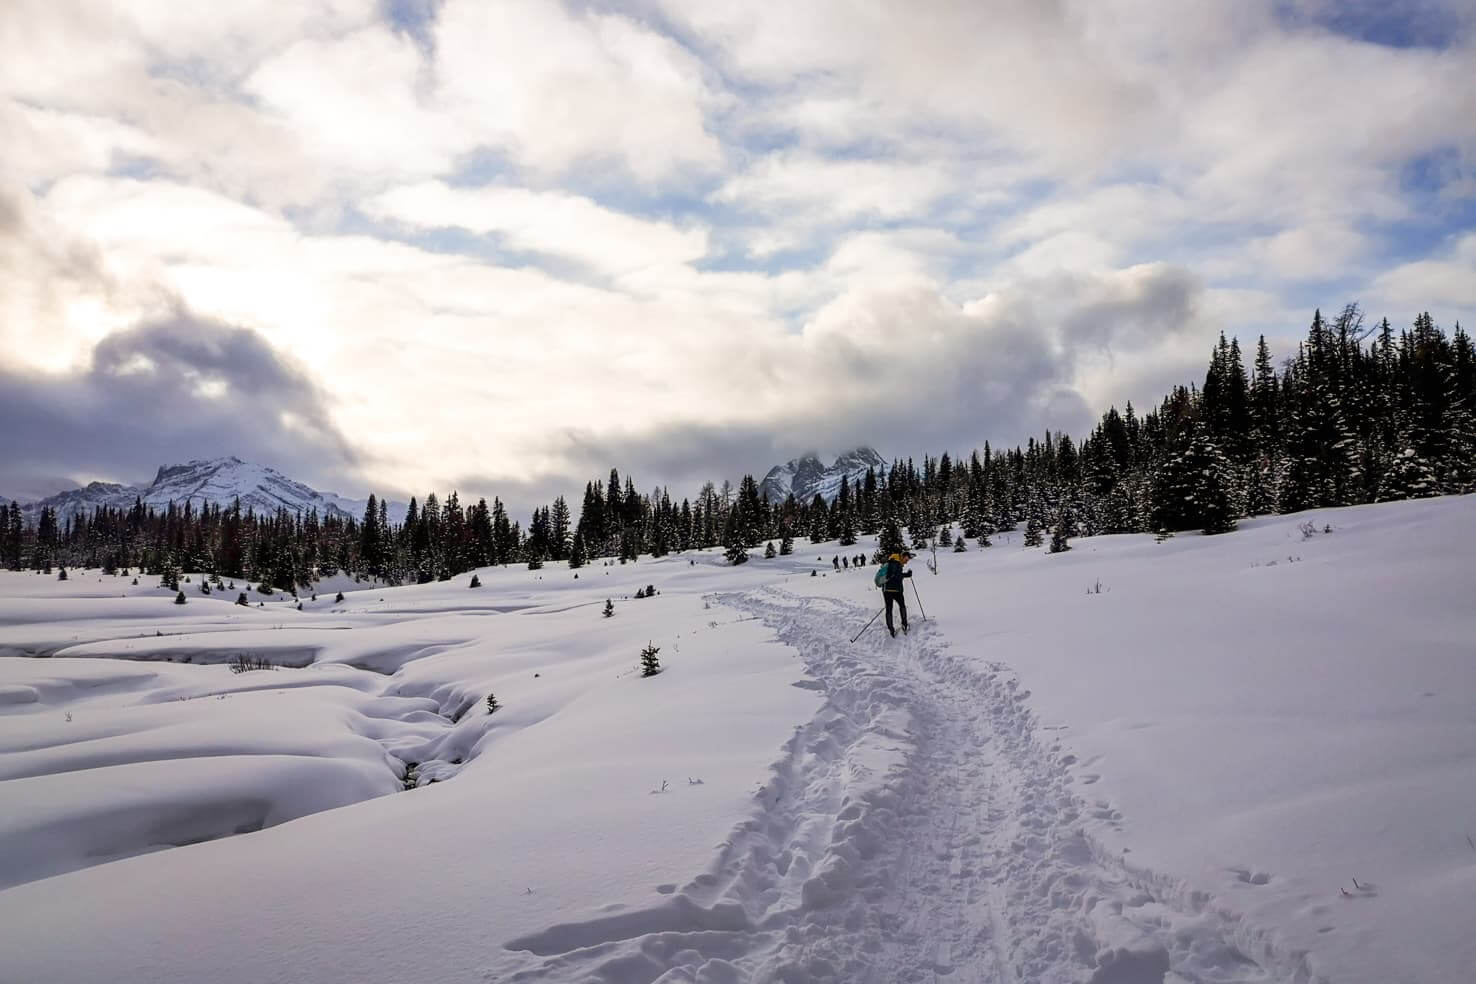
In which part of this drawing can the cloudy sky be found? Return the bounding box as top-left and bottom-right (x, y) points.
(3, 0), (1474, 511)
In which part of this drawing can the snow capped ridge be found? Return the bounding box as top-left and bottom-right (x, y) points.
(760, 446), (885, 504)
(19, 457), (405, 525)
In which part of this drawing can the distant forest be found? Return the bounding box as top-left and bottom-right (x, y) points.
(5, 305), (1471, 590)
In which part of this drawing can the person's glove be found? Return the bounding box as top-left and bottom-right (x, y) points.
(903, 570), (913, 578)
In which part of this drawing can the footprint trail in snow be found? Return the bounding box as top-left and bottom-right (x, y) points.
(499, 585), (1294, 983)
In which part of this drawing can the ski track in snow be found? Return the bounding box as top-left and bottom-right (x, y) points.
(497, 585), (1324, 984)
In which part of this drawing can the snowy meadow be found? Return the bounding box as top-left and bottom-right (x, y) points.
(1, 495), (1473, 983)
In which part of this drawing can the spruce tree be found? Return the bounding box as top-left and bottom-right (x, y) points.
(603, 599), (615, 618)
(1023, 513), (1044, 548)
(876, 518), (904, 561)
(764, 540), (777, 559)
(640, 642), (662, 678)
(1376, 446), (1440, 500)
(486, 692), (500, 714)
(1048, 520), (1070, 553)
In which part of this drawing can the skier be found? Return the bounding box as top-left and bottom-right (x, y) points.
(880, 550), (913, 636)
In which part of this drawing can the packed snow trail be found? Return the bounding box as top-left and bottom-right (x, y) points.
(499, 585), (1311, 983)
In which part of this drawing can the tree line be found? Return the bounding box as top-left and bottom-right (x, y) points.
(4, 305), (1469, 587)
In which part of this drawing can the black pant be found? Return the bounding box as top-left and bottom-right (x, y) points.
(884, 590), (908, 632)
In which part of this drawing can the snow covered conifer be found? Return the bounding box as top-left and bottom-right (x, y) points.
(57, 567), (67, 581)
(603, 599), (615, 618)
(174, 590), (187, 605)
(568, 532), (587, 570)
(1049, 516), (1071, 554)
(1023, 513), (1044, 548)
(527, 557), (543, 571)
(486, 692), (500, 714)
(764, 541), (777, 559)
(779, 532), (794, 555)
(953, 538), (967, 552)
(1377, 447), (1440, 501)
(640, 642), (662, 678)
(469, 574), (481, 588)
(875, 518), (904, 562)
(938, 527), (952, 547)
(725, 541), (748, 565)
(236, 592), (248, 606)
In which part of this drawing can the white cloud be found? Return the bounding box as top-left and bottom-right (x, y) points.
(367, 182), (709, 276)
(1371, 233), (1476, 323)
(715, 153), (959, 223)
(433, 0), (722, 183)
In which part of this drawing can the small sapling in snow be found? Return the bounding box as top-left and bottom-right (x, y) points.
(335, 591), (345, 603)
(469, 574), (482, 588)
(236, 592), (249, 606)
(486, 692), (500, 714)
(174, 590), (187, 605)
(640, 642), (662, 677)
(57, 567), (67, 581)
(603, 599), (615, 618)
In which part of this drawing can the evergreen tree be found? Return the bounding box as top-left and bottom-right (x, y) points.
(640, 642), (662, 678)
(764, 540), (777, 559)
(1049, 515), (1071, 553)
(876, 517), (904, 561)
(779, 531), (794, 556)
(1023, 513), (1044, 548)
(1376, 446), (1440, 501)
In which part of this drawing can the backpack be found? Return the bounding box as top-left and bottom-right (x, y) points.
(873, 562), (889, 588)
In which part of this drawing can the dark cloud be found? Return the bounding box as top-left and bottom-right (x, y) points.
(442, 266), (1208, 519)
(0, 310), (361, 498)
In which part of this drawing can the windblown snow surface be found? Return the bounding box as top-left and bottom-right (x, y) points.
(1, 496), (1473, 983)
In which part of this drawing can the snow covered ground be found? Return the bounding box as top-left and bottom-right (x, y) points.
(1, 496), (1473, 983)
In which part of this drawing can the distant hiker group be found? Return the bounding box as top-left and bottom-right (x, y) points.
(831, 553), (868, 570)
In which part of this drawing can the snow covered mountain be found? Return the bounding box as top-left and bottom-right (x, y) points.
(18, 457), (402, 525)
(759, 447), (886, 504)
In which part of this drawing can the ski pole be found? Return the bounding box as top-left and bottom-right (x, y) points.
(910, 579), (927, 622)
(850, 607), (884, 644)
